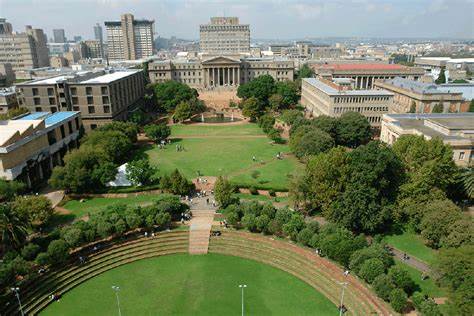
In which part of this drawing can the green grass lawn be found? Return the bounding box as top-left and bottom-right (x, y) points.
(141, 124), (301, 191)
(62, 194), (163, 219)
(394, 260), (446, 298)
(384, 231), (437, 264)
(41, 254), (337, 316)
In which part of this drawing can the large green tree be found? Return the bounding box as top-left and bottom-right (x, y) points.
(0, 204), (28, 250)
(336, 112), (371, 148)
(0, 179), (25, 202)
(126, 159), (157, 186)
(295, 64), (314, 79)
(241, 97), (264, 121)
(289, 126), (335, 159)
(144, 123), (171, 143)
(12, 195), (53, 226)
(275, 81), (299, 109)
(214, 176), (237, 208)
(152, 81), (199, 112)
(237, 75), (276, 103)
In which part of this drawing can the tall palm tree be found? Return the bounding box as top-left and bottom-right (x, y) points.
(461, 167), (474, 199)
(0, 203), (28, 251)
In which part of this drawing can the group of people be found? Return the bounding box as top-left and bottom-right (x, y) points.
(158, 139), (172, 149)
(176, 144), (185, 152)
(181, 212), (192, 223)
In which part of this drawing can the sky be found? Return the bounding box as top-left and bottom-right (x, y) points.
(1, 0), (473, 40)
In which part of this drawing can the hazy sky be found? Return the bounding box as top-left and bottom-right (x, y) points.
(1, 0), (473, 40)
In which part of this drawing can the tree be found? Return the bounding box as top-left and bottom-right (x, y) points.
(311, 115), (338, 139)
(409, 101), (417, 113)
(61, 227), (83, 247)
(214, 176), (236, 208)
(460, 167), (474, 199)
(257, 114), (275, 133)
(336, 112), (371, 148)
(435, 245), (474, 315)
(372, 274), (395, 301)
(0, 204), (28, 250)
(279, 109), (304, 126)
(152, 81), (199, 112)
(349, 243), (394, 274)
(420, 200), (463, 248)
(296, 64), (314, 79)
(126, 159), (157, 186)
(81, 130), (133, 163)
(282, 213), (305, 240)
(469, 99), (474, 112)
(144, 124), (171, 143)
(389, 288), (408, 313)
(237, 75), (276, 103)
(435, 68), (446, 84)
(174, 101), (193, 122)
(275, 81), (299, 109)
(21, 243), (40, 261)
(268, 94), (284, 111)
(0, 179), (25, 202)
(431, 103), (444, 113)
(289, 127), (335, 159)
(441, 218), (474, 248)
(46, 239), (70, 265)
(98, 121), (138, 143)
(155, 211), (171, 230)
(297, 228), (313, 245)
(12, 195), (53, 226)
(241, 97), (264, 121)
(358, 258), (386, 283)
(387, 265), (416, 295)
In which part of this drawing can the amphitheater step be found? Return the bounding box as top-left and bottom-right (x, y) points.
(188, 209), (215, 254)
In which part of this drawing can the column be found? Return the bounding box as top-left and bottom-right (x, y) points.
(213, 68), (216, 87)
(237, 67), (240, 86)
(218, 67), (221, 86)
(227, 67), (230, 85)
(232, 68), (235, 85)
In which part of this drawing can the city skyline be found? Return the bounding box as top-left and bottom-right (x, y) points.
(1, 0), (473, 41)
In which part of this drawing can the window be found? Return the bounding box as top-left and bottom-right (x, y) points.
(91, 124), (97, 130)
(32, 88), (38, 96)
(47, 88), (54, 96)
(70, 87), (77, 95)
(101, 86), (108, 95)
(88, 106), (95, 114)
(87, 96), (93, 105)
(68, 121), (73, 134)
(86, 87), (93, 95)
(60, 125), (65, 138)
(104, 105), (110, 113)
(459, 152), (465, 160)
(102, 96), (109, 104)
(72, 97), (78, 105)
(50, 107), (57, 113)
(73, 106), (80, 111)
(49, 98), (55, 105)
(34, 98), (41, 105)
(75, 117), (79, 129)
(35, 107), (42, 112)
(47, 130), (56, 145)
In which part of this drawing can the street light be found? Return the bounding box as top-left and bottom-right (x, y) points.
(338, 282), (348, 316)
(111, 285), (122, 316)
(239, 284), (247, 316)
(10, 287), (24, 316)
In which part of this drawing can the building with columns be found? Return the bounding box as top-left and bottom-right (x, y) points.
(301, 77), (394, 128)
(309, 63), (425, 89)
(0, 111), (82, 188)
(148, 55), (294, 89)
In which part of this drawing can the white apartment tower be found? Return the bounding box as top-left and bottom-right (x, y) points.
(200, 17), (250, 54)
(104, 13), (154, 60)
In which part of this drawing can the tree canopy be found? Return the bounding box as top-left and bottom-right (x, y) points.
(152, 80), (199, 112)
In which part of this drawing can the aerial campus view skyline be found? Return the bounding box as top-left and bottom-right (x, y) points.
(1, 0), (474, 40)
(0, 0), (473, 315)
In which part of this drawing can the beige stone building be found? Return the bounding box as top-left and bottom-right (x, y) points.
(148, 55), (294, 89)
(16, 69), (145, 131)
(373, 77), (464, 113)
(105, 13), (154, 60)
(200, 17), (250, 54)
(381, 113), (474, 166)
(309, 62), (425, 89)
(0, 111), (82, 187)
(0, 88), (18, 114)
(301, 77), (394, 128)
(0, 21), (50, 72)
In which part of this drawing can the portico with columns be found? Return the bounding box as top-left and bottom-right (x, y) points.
(202, 56), (241, 88)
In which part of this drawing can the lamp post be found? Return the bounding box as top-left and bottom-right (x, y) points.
(338, 282), (348, 316)
(10, 287), (24, 316)
(239, 284), (247, 316)
(111, 285), (122, 316)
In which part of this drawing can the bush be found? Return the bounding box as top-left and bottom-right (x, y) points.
(358, 258), (386, 283)
(268, 190), (276, 197)
(214, 176), (237, 208)
(372, 274), (395, 301)
(21, 243), (40, 261)
(160, 169), (194, 196)
(389, 288), (408, 313)
(387, 265), (417, 295)
(35, 252), (50, 266)
(61, 227), (83, 247)
(46, 240), (70, 265)
(155, 212), (171, 230)
(0, 263), (15, 286)
(249, 186), (258, 195)
(242, 214), (258, 232)
(297, 228), (313, 246)
(349, 243), (394, 275)
(256, 214), (271, 234)
(282, 213), (305, 241)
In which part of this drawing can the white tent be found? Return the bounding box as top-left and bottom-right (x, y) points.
(107, 163), (137, 187)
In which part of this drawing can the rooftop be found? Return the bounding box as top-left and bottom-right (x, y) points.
(18, 111), (79, 127)
(80, 69), (141, 84)
(304, 78), (394, 96)
(380, 77), (462, 95)
(315, 63), (410, 71)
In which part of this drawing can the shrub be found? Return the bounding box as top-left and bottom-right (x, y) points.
(282, 213), (305, 240)
(214, 176), (237, 208)
(0, 263), (15, 286)
(155, 212), (171, 230)
(35, 252), (50, 266)
(349, 243), (394, 274)
(306, 221), (320, 234)
(115, 219), (127, 234)
(46, 240), (70, 265)
(372, 274), (395, 301)
(21, 243), (40, 261)
(268, 190), (276, 197)
(61, 227), (83, 247)
(358, 258), (386, 283)
(389, 288), (408, 313)
(387, 265), (417, 295)
(242, 214), (258, 232)
(297, 228), (313, 246)
(256, 214), (271, 234)
(249, 186), (258, 195)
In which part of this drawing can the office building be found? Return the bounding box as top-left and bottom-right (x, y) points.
(373, 77), (464, 113)
(381, 113), (474, 166)
(149, 55), (294, 89)
(105, 13), (154, 60)
(80, 40), (104, 59)
(0, 22), (50, 72)
(0, 63), (15, 86)
(0, 111), (82, 187)
(53, 29), (66, 43)
(16, 69), (145, 131)
(0, 88), (18, 114)
(301, 77), (394, 128)
(0, 18), (13, 35)
(309, 62), (425, 89)
(94, 23), (104, 57)
(199, 17), (250, 54)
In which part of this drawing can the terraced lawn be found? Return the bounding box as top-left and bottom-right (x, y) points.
(384, 231), (437, 264)
(62, 194), (163, 219)
(41, 253), (337, 315)
(141, 124), (302, 191)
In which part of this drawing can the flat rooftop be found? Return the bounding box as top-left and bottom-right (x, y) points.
(380, 77), (462, 95)
(18, 111), (79, 127)
(315, 63), (412, 71)
(304, 78), (394, 96)
(80, 69), (141, 84)
(20, 69), (141, 86)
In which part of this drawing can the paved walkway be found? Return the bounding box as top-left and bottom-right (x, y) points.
(187, 195), (217, 255)
(43, 190), (65, 208)
(391, 247), (431, 274)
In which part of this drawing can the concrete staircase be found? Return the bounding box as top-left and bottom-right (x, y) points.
(189, 209), (215, 254)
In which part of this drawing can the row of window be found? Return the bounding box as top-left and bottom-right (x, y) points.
(333, 106), (389, 114)
(334, 96), (391, 103)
